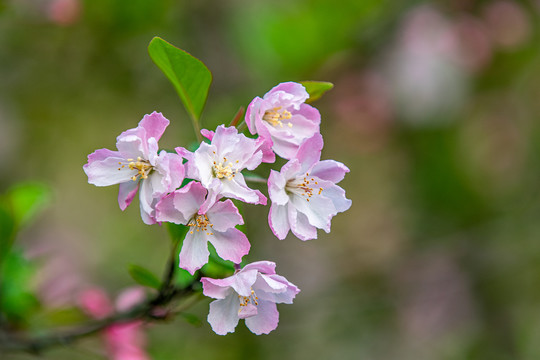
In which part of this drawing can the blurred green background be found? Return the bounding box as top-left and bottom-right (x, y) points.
(2, 0), (540, 359)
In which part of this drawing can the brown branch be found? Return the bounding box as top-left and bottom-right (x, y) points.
(0, 241), (201, 354)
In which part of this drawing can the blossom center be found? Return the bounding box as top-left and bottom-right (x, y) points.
(286, 173), (323, 202)
(118, 157), (153, 181)
(212, 156), (239, 180)
(188, 214), (214, 235)
(239, 289), (259, 307)
(263, 106), (293, 128)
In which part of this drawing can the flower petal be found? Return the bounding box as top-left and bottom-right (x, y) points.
(209, 228), (250, 264)
(266, 82), (309, 107)
(192, 142), (216, 187)
(268, 170), (288, 206)
(254, 273), (288, 293)
(116, 131), (147, 160)
(207, 294), (240, 335)
(290, 190), (336, 232)
(138, 112), (169, 142)
(172, 181), (207, 221)
(202, 278), (235, 299)
(288, 207), (317, 240)
(84, 149), (136, 186)
(267, 134), (300, 160)
(280, 160), (302, 181)
(242, 261), (276, 275)
(310, 160), (350, 183)
(212, 125), (240, 157)
(238, 303), (258, 319)
(320, 182), (352, 213)
(294, 133), (323, 174)
(242, 148), (263, 171)
(179, 232), (210, 275)
(118, 180), (139, 211)
(255, 274), (300, 304)
(207, 199), (243, 232)
(245, 96), (263, 134)
(269, 203), (290, 240)
(229, 134), (261, 170)
(138, 179), (157, 225)
(155, 193), (185, 224)
(220, 176), (266, 205)
(229, 269), (258, 297)
(244, 300), (279, 335)
(154, 151), (184, 193)
(200, 128), (214, 141)
(199, 179), (222, 214)
(255, 134), (275, 163)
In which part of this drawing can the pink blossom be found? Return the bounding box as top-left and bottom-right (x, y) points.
(78, 287), (113, 320)
(155, 181), (250, 275)
(268, 133), (352, 240)
(178, 125), (267, 213)
(201, 261), (300, 335)
(246, 82), (321, 160)
(104, 323), (149, 360)
(200, 128), (275, 163)
(83, 112), (184, 224)
(48, 0), (81, 26)
(79, 287), (149, 360)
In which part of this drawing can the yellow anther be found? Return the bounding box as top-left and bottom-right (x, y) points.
(126, 157), (153, 181)
(213, 161), (238, 180)
(238, 288), (259, 309)
(263, 106), (293, 128)
(188, 214), (213, 234)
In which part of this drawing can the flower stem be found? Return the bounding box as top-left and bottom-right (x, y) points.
(190, 113), (203, 144)
(229, 106), (245, 128)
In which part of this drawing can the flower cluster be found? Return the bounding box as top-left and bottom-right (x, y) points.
(84, 82), (351, 335)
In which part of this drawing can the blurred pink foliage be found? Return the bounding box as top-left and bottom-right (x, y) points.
(79, 287), (150, 360)
(47, 0), (81, 26)
(483, 0), (531, 49)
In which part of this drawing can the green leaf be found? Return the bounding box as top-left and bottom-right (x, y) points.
(175, 268), (195, 289)
(0, 249), (40, 325)
(6, 182), (51, 229)
(299, 81), (334, 103)
(166, 222), (189, 245)
(128, 264), (161, 290)
(0, 183), (50, 265)
(148, 37), (212, 121)
(242, 173), (267, 184)
(0, 205), (15, 263)
(200, 244), (235, 279)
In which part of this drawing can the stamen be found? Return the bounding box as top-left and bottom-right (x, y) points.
(187, 214), (214, 235)
(213, 160), (238, 180)
(238, 288), (259, 308)
(118, 157), (153, 181)
(286, 173), (324, 202)
(263, 106), (293, 128)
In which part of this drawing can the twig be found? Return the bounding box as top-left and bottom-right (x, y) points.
(228, 106), (245, 128)
(0, 241), (200, 354)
